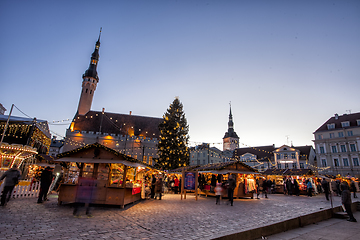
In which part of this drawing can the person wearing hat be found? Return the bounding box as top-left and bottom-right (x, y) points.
(0, 164), (21, 206)
(37, 167), (53, 203)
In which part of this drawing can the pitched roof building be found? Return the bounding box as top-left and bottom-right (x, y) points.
(313, 112), (360, 176)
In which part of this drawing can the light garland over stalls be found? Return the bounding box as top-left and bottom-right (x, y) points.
(0, 143), (38, 169)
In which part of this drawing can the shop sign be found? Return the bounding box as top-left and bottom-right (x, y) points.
(184, 172), (195, 190)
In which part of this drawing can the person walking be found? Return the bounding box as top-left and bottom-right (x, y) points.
(0, 164), (21, 206)
(262, 178), (268, 198)
(227, 175), (236, 206)
(215, 183), (223, 204)
(154, 177), (163, 200)
(341, 182), (357, 222)
(37, 167), (53, 203)
(321, 178), (330, 201)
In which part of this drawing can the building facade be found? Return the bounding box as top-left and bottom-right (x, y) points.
(189, 143), (224, 166)
(234, 145), (275, 172)
(313, 112), (360, 176)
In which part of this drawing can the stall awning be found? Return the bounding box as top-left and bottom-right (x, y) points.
(263, 168), (313, 176)
(194, 161), (258, 174)
(199, 169), (260, 175)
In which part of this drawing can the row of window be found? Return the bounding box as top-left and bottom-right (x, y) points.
(276, 153), (296, 159)
(319, 144), (357, 154)
(277, 163), (304, 169)
(321, 158), (359, 167)
(327, 120), (360, 130)
(318, 130), (353, 139)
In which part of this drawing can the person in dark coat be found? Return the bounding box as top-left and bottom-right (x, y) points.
(293, 179), (300, 196)
(150, 175), (156, 198)
(321, 178), (330, 201)
(262, 178), (268, 198)
(155, 177), (163, 200)
(227, 175), (236, 206)
(350, 179), (357, 198)
(0, 164), (21, 206)
(37, 167), (53, 203)
(341, 182), (357, 222)
(211, 174), (217, 192)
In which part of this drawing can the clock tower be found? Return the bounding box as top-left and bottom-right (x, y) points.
(223, 104), (239, 151)
(77, 29), (101, 115)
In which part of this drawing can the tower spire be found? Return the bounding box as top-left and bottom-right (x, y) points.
(223, 102), (239, 151)
(77, 31), (102, 115)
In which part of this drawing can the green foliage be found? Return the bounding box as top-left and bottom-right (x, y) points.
(156, 98), (189, 170)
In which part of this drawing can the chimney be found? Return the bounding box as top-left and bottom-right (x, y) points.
(102, 108), (105, 114)
(129, 111), (132, 115)
(335, 113), (339, 120)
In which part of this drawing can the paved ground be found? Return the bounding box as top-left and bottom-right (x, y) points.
(257, 211), (360, 240)
(0, 192), (357, 240)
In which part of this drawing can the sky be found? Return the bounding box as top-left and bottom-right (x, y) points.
(1, 0), (360, 149)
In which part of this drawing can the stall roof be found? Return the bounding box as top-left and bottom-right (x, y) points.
(194, 161), (258, 174)
(55, 143), (152, 168)
(169, 165), (199, 173)
(263, 168), (314, 176)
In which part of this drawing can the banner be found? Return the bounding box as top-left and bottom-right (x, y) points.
(184, 172), (195, 190)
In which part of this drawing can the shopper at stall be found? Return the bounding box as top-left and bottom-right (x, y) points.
(227, 175), (236, 206)
(0, 164), (21, 206)
(211, 174), (217, 193)
(293, 178), (300, 196)
(306, 179), (313, 197)
(37, 167), (53, 203)
(174, 176), (179, 194)
(155, 177), (163, 200)
(350, 179), (357, 198)
(321, 178), (330, 201)
(341, 182), (357, 222)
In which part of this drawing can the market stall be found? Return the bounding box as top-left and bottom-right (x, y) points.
(55, 143), (152, 208)
(195, 161), (258, 199)
(263, 169), (314, 195)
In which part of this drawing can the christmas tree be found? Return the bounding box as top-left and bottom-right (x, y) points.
(156, 97), (189, 170)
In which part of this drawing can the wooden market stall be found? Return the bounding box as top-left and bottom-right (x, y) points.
(263, 168), (314, 194)
(55, 143), (152, 208)
(195, 161), (258, 199)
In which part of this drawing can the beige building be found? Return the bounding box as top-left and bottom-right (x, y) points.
(313, 112), (360, 177)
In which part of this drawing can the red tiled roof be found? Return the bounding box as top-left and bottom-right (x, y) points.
(314, 112), (360, 133)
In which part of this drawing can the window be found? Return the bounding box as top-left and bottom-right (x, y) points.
(350, 144), (356, 152)
(291, 153), (296, 159)
(341, 121), (350, 127)
(277, 153), (280, 159)
(330, 133), (335, 138)
(327, 123), (335, 130)
(343, 158), (349, 167)
(331, 146), (337, 153)
(334, 158), (339, 167)
(285, 163), (289, 168)
(320, 147), (325, 154)
(300, 163), (304, 169)
(85, 89), (88, 93)
(143, 156), (147, 162)
(321, 159), (327, 167)
(284, 153), (288, 159)
(318, 134), (323, 140)
(292, 163), (297, 168)
(347, 131), (353, 136)
(353, 158), (359, 167)
(340, 145), (346, 152)
(357, 120), (360, 126)
(203, 152), (205, 157)
(277, 163), (281, 169)
(338, 132), (344, 138)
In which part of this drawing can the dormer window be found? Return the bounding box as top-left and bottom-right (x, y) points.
(327, 123), (335, 130)
(357, 120), (360, 126)
(341, 121), (350, 127)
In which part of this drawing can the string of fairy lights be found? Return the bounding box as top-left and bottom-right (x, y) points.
(1, 106), (331, 172)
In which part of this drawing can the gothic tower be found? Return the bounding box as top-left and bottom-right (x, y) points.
(223, 103), (239, 151)
(77, 29), (101, 115)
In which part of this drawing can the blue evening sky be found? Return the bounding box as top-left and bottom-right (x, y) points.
(1, 0), (359, 149)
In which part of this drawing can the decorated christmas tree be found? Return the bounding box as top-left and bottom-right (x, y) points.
(156, 97), (189, 170)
